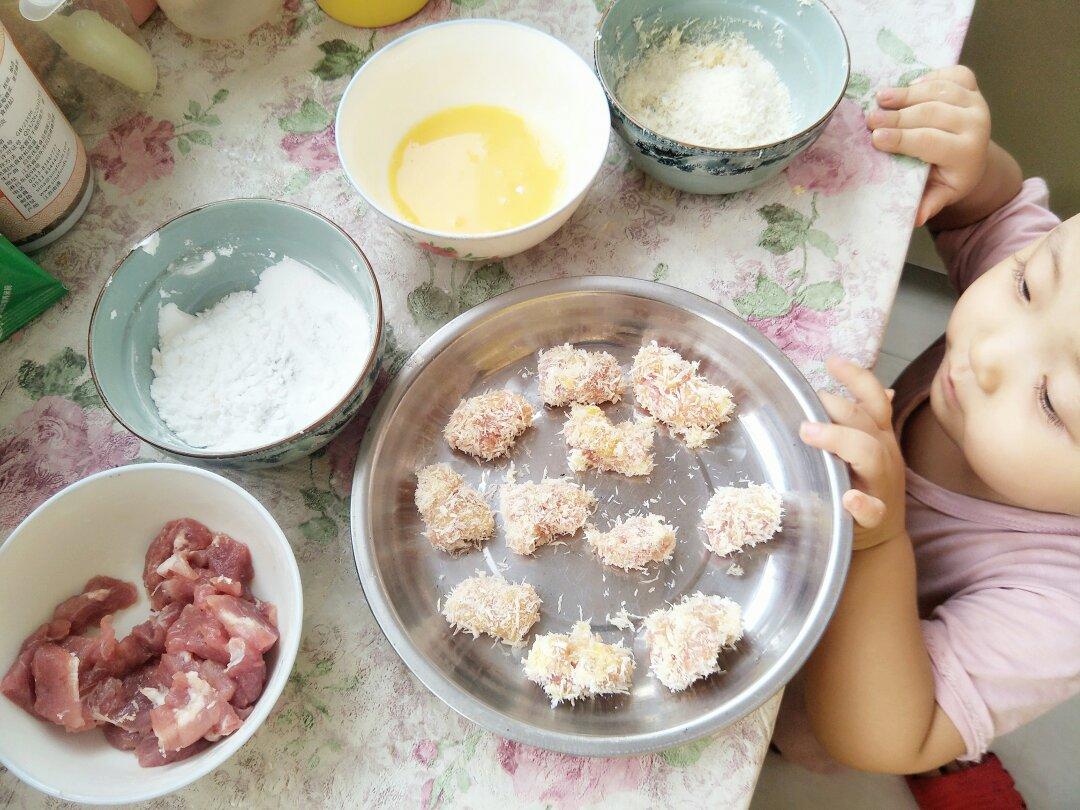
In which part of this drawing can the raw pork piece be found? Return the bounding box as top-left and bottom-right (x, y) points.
(30, 644), (94, 731)
(150, 671), (232, 753)
(144, 519), (214, 608)
(201, 595), (279, 653)
(1, 577), (137, 714)
(165, 604), (233, 664)
(644, 593), (743, 691)
(701, 483), (783, 556)
(136, 735), (210, 768)
(562, 404), (656, 477)
(188, 533), (254, 585)
(585, 513), (677, 570)
(225, 638), (267, 708)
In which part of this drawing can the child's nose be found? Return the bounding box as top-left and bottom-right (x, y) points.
(970, 330), (1010, 394)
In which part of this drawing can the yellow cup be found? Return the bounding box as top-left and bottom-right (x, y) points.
(317, 0), (430, 28)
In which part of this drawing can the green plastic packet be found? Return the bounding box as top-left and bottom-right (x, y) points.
(0, 235), (68, 342)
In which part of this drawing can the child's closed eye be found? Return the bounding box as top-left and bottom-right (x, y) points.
(1013, 259), (1030, 302)
(1036, 377), (1065, 431)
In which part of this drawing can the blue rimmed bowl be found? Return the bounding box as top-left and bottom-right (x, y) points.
(594, 0), (850, 194)
(88, 199), (383, 468)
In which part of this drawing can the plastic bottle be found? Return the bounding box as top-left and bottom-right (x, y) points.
(0, 20), (93, 251)
(155, 0), (280, 40)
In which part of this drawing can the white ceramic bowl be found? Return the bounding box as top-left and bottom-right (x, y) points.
(336, 19), (611, 261)
(0, 464), (303, 805)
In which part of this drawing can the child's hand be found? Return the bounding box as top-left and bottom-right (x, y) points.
(799, 358), (907, 551)
(866, 65), (991, 227)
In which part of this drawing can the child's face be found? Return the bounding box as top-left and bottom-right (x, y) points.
(931, 214), (1080, 516)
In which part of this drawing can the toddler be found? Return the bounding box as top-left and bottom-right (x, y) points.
(786, 65), (1079, 805)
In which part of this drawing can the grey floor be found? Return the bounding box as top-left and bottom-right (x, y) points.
(751, 263), (1080, 810)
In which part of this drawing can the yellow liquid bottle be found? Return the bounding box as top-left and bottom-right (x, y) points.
(317, 0), (429, 28)
(389, 105), (563, 234)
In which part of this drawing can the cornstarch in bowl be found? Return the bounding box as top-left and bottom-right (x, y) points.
(150, 256), (371, 452)
(615, 29), (794, 149)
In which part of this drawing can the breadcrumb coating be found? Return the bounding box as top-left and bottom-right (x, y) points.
(501, 479), (597, 555)
(586, 513), (676, 570)
(701, 483), (783, 556)
(524, 621), (635, 705)
(415, 464), (495, 554)
(644, 593), (743, 691)
(563, 404), (656, 477)
(537, 344), (625, 407)
(630, 342), (735, 448)
(444, 390), (534, 461)
(442, 573), (541, 646)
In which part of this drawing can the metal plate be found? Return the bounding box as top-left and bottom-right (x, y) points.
(350, 277), (850, 756)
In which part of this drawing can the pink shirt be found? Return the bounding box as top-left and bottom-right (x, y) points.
(892, 179), (1080, 761)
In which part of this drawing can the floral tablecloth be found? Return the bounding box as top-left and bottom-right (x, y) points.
(0, 0), (971, 806)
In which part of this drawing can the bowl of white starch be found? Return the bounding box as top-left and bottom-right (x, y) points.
(88, 198), (384, 467)
(594, 0), (850, 193)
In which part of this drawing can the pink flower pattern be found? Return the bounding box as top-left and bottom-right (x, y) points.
(784, 100), (893, 195)
(281, 126), (340, 174)
(91, 113), (176, 193)
(0, 397), (140, 530)
(496, 740), (654, 808)
(748, 305), (840, 364)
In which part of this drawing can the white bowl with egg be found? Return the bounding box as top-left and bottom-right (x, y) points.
(0, 463), (302, 804)
(336, 19), (611, 261)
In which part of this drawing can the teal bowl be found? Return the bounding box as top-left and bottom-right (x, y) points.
(595, 0), (849, 194)
(88, 199), (384, 468)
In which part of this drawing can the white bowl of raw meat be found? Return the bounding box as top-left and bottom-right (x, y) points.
(0, 463), (302, 804)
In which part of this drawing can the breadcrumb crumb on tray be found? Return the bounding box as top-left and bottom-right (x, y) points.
(442, 573), (541, 647)
(644, 593), (743, 691)
(630, 342), (735, 448)
(537, 344), (625, 406)
(702, 482), (783, 556)
(415, 464), (495, 554)
(563, 404), (656, 477)
(444, 389), (534, 461)
(501, 478), (597, 555)
(586, 513), (676, 571)
(524, 621), (635, 705)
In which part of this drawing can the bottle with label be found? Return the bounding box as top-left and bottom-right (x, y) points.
(0, 20), (92, 252)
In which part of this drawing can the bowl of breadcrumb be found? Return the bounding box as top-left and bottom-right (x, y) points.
(595, 0), (849, 193)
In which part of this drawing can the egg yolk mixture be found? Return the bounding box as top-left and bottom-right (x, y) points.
(388, 104), (562, 234)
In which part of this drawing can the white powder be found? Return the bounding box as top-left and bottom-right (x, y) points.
(150, 257), (371, 452)
(616, 31), (794, 148)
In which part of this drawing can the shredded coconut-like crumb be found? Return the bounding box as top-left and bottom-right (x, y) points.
(537, 344), (625, 407)
(524, 621), (635, 705)
(563, 404), (656, 477)
(630, 342), (734, 448)
(606, 606), (645, 632)
(616, 30), (794, 148)
(644, 592), (743, 691)
(726, 563), (745, 577)
(501, 479), (597, 555)
(586, 513), (677, 571)
(442, 573), (541, 646)
(702, 483), (783, 556)
(415, 464), (495, 554)
(444, 389), (534, 461)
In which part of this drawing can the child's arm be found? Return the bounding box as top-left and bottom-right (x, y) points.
(799, 359), (965, 773)
(867, 65), (1023, 230)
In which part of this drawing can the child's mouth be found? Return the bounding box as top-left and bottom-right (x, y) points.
(940, 355), (961, 411)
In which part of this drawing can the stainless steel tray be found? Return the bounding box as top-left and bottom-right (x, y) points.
(350, 277), (850, 756)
